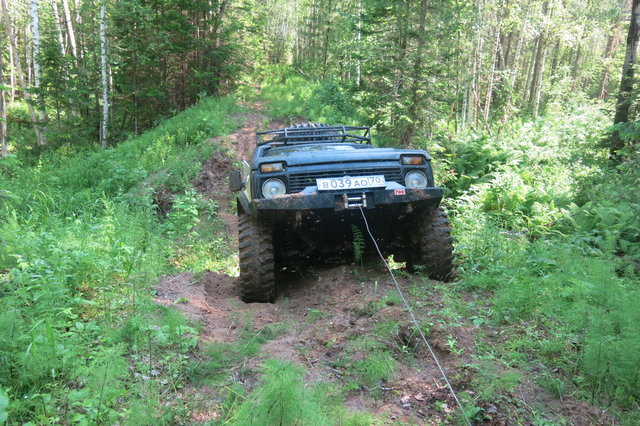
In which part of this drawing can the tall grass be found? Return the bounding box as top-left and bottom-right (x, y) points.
(447, 102), (640, 411)
(0, 96), (238, 423)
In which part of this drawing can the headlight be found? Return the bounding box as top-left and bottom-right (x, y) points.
(261, 178), (286, 198)
(404, 171), (428, 188)
(260, 162), (285, 173)
(401, 155), (425, 165)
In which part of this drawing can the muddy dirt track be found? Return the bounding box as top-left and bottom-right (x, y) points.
(154, 107), (615, 425)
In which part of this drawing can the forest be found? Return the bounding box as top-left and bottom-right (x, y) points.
(0, 0), (639, 424)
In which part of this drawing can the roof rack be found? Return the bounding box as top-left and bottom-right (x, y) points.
(256, 125), (371, 146)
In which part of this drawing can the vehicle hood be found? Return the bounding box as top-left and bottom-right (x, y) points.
(255, 144), (431, 168)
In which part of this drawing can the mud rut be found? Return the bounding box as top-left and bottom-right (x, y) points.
(154, 107), (614, 424)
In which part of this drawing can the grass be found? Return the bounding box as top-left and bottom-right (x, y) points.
(0, 96), (239, 423)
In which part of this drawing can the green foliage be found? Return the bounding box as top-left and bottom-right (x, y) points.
(232, 360), (331, 425)
(450, 100), (640, 411)
(0, 96), (238, 423)
(0, 389), (8, 424)
(258, 68), (363, 125)
(351, 224), (365, 265)
(351, 350), (396, 388)
(187, 320), (291, 387)
(472, 362), (522, 401)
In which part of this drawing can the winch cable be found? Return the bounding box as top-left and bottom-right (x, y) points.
(357, 206), (472, 426)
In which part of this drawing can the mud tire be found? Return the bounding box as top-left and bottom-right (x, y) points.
(407, 207), (454, 281)
(238, 213), (275, 302)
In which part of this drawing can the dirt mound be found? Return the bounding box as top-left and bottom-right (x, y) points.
(202, 271), (238, 299)
(193, 154), (235, 200)
(155, 273), (212, 324)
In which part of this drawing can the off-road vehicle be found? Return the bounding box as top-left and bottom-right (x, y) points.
(229, 123), (453, 302)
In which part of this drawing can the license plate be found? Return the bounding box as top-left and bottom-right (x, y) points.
(316, 175), (386, 191)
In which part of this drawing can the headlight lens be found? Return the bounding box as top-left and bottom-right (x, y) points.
(261, 178), (286, 198)
(404, 171), (428, 188)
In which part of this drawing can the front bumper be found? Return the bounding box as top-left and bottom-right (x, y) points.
(253, 187), (443, 211)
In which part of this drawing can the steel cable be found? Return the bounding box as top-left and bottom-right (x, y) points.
(358, 206), (472, 426)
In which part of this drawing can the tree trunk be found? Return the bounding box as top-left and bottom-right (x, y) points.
(213, 0), (229, 49)
(610, 0), (640, 160)
(31, 0), (48, 146)
(528, 1), (552, 117)
(356, 0), (361, 87)
(484, 21), (501, 124)
(0, 35), (7, 158)
(51, 1), (66, 56)
(598, 22), (624, 100)
(8, 30), (15, 103)
(25, 26), (32, 86)
(100, 0), (108, 148)
(528, 35), (547, 116)
(549, 39), (561, 78)
(522, 45), (535, 106)
(2, 0), (44, 148)
(61, 0), (77, 58)
(502, 30), (513, 69)
(294, 0), (300, 67)
(531, 41), (547, 117)
(403, 0), (428, 144)
(4, 0), (16, 104)
(321, 0), (333, 78)
(510, 11), (528, 90)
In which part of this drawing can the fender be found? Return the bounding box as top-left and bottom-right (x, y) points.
(236, 192), (254, 215)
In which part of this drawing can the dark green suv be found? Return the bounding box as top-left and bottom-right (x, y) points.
(229, 123), (453, 302)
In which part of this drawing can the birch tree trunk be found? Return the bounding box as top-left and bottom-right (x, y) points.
(0, 39), (7, 157)
(61, 0), (77, 58)
(52, 0), (79, 118)
(483, 21), (501, 124)
(527, 1), (552, 118)
(100, 0), (108, 148)
(1, 0), (44, 147)
(25, 26), (32, 86)
(8, 35), (15, 103)
(6, 2), (16, 104)
(31, 0), (48, 145)
(356, 0), (361, 88)
(51, 1), (66, 57)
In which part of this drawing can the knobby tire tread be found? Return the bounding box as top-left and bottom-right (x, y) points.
(238, 214), (275, 302)
(410, 207), (454, 281)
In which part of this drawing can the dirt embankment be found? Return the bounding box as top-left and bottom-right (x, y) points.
(154, 108), (615, 425)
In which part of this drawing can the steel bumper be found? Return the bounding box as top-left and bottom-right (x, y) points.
(253, 187), (443, 211)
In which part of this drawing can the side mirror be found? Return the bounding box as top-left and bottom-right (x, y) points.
(228, 170), (244, 192)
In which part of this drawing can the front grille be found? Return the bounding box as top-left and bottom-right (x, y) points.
(288, 167), (403, 192)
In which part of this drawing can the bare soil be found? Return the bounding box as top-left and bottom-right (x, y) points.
(154, 105), (616, 425)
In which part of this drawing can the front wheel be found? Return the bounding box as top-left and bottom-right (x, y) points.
(238, 214), (275, 302)
(406, 207), (454, 281)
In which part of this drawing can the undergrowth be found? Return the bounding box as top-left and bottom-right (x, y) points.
(446, 103), (640, 417)
(0, 96), (238, 423)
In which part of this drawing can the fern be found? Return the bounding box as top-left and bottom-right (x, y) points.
(352, 225), (365, 267)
